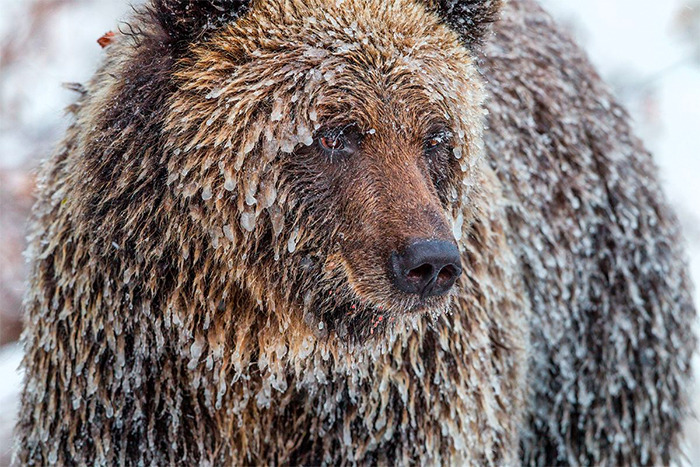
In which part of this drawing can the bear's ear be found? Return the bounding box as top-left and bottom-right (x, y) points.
(150, 0), (252, 47)
(422, 0), (503, 46)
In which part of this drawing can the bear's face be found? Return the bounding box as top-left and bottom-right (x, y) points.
(164, 0), (489, 340)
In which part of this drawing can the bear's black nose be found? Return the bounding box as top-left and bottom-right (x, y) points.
(391, 240), (462, 299)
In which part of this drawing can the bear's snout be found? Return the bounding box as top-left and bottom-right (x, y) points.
(390, 240), (462, 299)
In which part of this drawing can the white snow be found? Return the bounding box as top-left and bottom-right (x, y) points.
(0, 0), (135, 169)
(0, 344), (22, 464)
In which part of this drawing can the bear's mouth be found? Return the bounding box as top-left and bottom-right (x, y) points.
(314, 253), (456, 340)
(322, 293), (454, 340)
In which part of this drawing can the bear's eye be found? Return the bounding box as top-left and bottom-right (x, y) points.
(320, 135), (345, 151)
(423, 130), (452, 156)
(425, 137), (441, 150)
(316, 126), (360, 161)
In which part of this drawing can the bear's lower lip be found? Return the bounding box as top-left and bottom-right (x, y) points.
(333, 294), (450, 325)
(332, 297), (452, 340)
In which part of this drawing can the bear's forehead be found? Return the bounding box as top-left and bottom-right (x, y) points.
(186, 0), (473, 121)
(217, 0), (468, 76)
(238, 0), (451, 44)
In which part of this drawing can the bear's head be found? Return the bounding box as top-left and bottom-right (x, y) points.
(151, 0), (501, 341)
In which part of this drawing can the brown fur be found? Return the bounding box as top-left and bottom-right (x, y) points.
(14, 0), (694, 465)
(484, 3), (696, 463)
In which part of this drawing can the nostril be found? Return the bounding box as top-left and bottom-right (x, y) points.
(436, 265), (459, 285)
(406, 264), (433, 283)
(391, 240), (462, 298)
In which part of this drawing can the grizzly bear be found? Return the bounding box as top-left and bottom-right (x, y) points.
(15, 0), (695, 465)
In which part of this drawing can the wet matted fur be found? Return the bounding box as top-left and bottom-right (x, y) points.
(15, 0), (695, 465)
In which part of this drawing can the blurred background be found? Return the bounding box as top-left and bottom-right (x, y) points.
(0, 0), (698, 464)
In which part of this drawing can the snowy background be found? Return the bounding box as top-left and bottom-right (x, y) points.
(0, 0), (698, 464)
